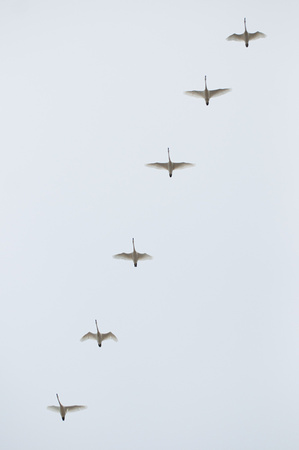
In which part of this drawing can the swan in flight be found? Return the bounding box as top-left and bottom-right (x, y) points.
(80, 320), (118, 347)
(47, 394), (87, 421)
(226, 18), (266, 47)
(185, 76), (231, 105)
(146, 148), (194, 177)
(113, 238), (152, 267)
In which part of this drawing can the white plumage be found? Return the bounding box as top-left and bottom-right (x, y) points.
(185, 75), (231, 105)
(146, 148), (194, 177)
(113, 238), (152, 267)
(81, 320), (118, 347)
(47, 394), (87, 421)
(227, 18), (266, 47)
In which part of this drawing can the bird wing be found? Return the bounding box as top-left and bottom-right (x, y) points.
(66, 405), (87, 413)
(113, 252), (133, 260)
(80, 332), (97, 342)
(209, 88), (231, 98)
(172, 162), (195, 170)
(47, 406), (60, 413)
(184, 90), (205, 98)
(226, 32), (245, 41)
(248, 31), (266, 40)
(102, 332), (118, 342)
(146, 162), (169, 170)
(137, 252), (153, 261)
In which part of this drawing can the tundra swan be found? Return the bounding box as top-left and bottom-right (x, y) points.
(146, 148), (194, 177)
(113, 238), (152, 267)
(185, 76), (231, 105)
(47, 394), (87, 421)
(81, 320), (118, 347)
(226, 18), (266, 47)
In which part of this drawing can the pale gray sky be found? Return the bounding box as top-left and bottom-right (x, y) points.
(1, 0), (299, 449)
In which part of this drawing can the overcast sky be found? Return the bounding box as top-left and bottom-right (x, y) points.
(1, 0), (299, 449)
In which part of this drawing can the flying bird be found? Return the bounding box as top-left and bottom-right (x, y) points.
(47, 394), (87, 421)
(185, 76), (231, 105)
(80, 320), (118, 347)
(226, 18), (266, 47)
(146, 148), (194, 177)
(113, 238), (152, 267)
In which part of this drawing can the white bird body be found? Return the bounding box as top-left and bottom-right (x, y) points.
(185, 76), (231, 105)
(113, 238), (152, 267)
(226, 18), (266, 47)
(47, 394), (87, 421)
(146, 148), (194, 177)
(81, 320), (118, 347)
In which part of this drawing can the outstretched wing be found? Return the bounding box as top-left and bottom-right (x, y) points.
(137, 252), (153, 261)
(172, 162), (195, 170)
(102, 332), (118, 342)
(113, 252), (133, 260)
(226, 32), (245, 41)
(47, 406), (60, 413)
(248, 31), (266, 41)
(185, 90), (205, 98)
(209, 88), (231, 98)
(146, 162), (168, 170)
(66, 405), (87, 413)
(80, 332), (97, 342)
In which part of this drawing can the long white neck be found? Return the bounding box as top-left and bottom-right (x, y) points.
(95, 320), (99, 333)
(204, 75), (207, 90)
(244, 18), (247, 31)
(167, 148), (171, 162)
(56, 394), (61, 406)
(132, 238), (135, 252)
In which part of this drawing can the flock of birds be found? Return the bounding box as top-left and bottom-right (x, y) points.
(47, 320), (118, 420)
(47, 17), (266, 421)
